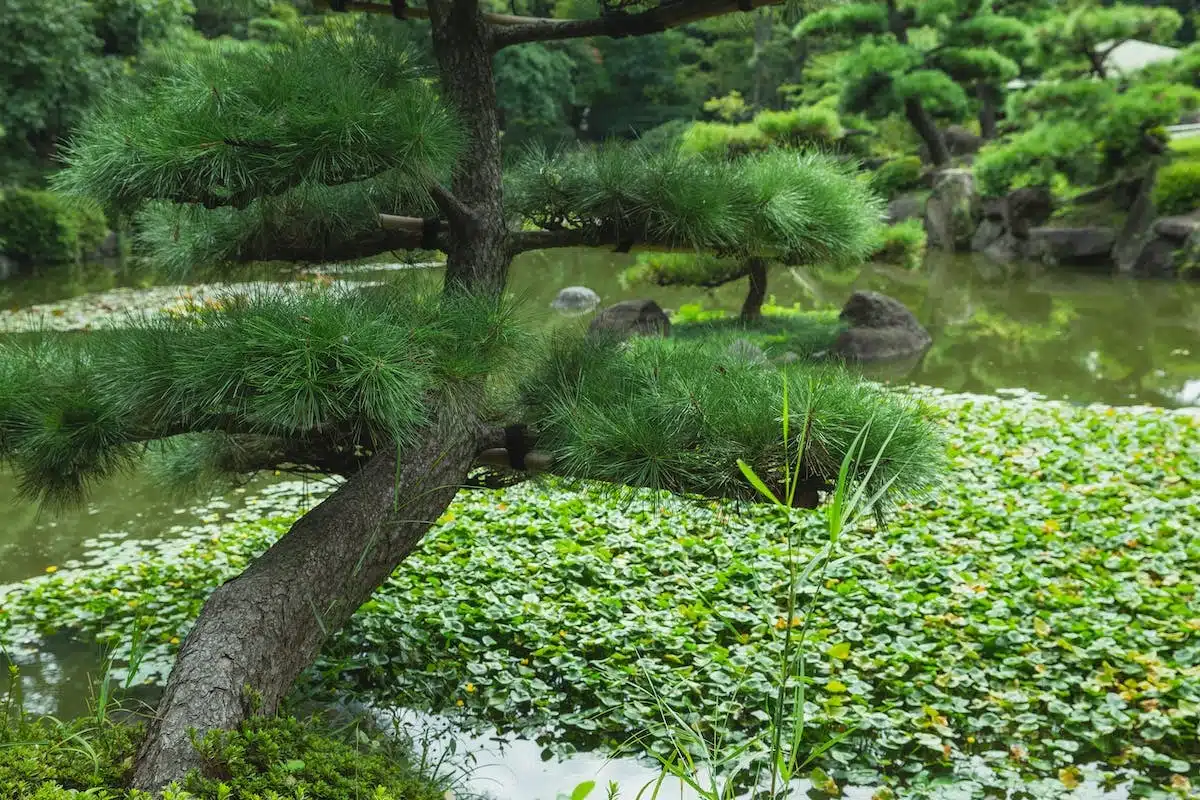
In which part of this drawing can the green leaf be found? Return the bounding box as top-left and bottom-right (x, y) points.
(828, 642), (851, 660)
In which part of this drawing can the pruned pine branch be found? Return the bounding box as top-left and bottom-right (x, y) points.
(506, 145), (884, 262)
(320, 0), (784, 49)
(0, 286), (527, 505)
(53, 31), (459, 214)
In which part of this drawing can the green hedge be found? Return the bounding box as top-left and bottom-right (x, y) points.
(869, 219), (927, 270)
(1153, 158), (1200, 216)
(868, 156), (923, 198)
(0, 188), (108, 268)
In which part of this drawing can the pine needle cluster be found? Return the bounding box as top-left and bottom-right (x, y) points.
(0, 281), (527, 504)
(53, 29), (460, 213)
(507, 145), (884, 263)
(517, 335), (943, 509)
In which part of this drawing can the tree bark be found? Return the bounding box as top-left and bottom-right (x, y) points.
(904, 98), (951, 167)
(427, 0), (511, 297)
(132, 410), (479, 789)
(132, 1), (517, 790)
(976, 84), (999, 141)
(740, 257), (768, 321)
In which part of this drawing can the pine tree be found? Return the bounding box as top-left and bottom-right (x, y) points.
(3, 2), (942, 789)
(794, 0), (1034, 163)
(1035, 2), (1182, 80)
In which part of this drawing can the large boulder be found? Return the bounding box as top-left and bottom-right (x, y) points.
(944, 125), (984, 157)
(1003, 186), (1054, 239)
(831, 291), (932, 362)
(86, 231), (120, 262)
(885, 192), (926, 225)
(551, 285), (600, 315)
(1025, 227), (1116, 268)
(970, 218), (1007, 252)
(925, 169), (981, 251)
(588, 299), (670, 340)
(1131, 212), (1200, 278)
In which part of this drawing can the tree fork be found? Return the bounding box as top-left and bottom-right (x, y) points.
(131, 410), (480, 789)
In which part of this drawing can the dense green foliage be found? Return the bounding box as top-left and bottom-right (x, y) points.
(975, 80), (1200, 197)
(869, 218), (927, 270)
(4, 393), (1197, 798)
(0, 281), (525, 504)
(1153, 158), (1200, 215)
(869, 156), (924, 198)
(1035, 3), (1182, 79)
(624, 252), (750, 289)
(0, 189), (107, 268)
(507, 146), (884, 262)
(0, 711), (448, 799)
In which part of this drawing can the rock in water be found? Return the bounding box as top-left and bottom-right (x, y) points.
(1025, 227), (1116, 268)
(550, 286), (600, 314)
(925, 169), (981, 252)
(588, 299), (670, 340)
(831, 291), (932, 362)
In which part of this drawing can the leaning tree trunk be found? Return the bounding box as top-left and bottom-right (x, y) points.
(133, 1), (512, 790)
(132, 412), (479, 788)
(740, 257), (768, 321)
(976, 84), (999, 140)
(904, 98), (951, 167)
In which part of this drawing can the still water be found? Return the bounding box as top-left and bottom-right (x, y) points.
(0, 251), (1193, 798)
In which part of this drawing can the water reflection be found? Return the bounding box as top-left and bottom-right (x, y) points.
(504, 249), (1200, 409)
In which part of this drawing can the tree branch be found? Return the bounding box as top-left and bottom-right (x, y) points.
(314, 0), (530, 25)
(491, 0), (783, 49)
(508, 227), (741, 255)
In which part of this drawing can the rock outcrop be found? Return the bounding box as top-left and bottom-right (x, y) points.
(1025, 227), (1117, 268)
(831, 291), (932, 362)
(588, 299), (670, 340)
(1130, 212), (1200, 278)
(925, 170), (981, 251)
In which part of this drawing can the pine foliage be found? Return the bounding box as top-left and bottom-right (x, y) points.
(507, 145), (884, 264)
(518, 335), (943, 509)
(53, 29), (461, 213)
(0, 281), (526, 504)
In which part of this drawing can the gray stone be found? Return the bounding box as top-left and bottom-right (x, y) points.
(1026, 227), (1116, 267)
(1153, 212), (1200, 241)
(831, 290), (932, 362)
(983, 233), (1025, 264)
(550, 285), (601, 314)
(1003, 186), (1054, 239)
(1131, 236), (1179, 277)
(726, 338), (768, 364)
(944, 125), (984, 156)
(885, 192), (926, 224)
(588, 299), (670, 340)
(970, 219), (1007, 252)
(0, 253), (14, 281)
(924, 169), (981, 252)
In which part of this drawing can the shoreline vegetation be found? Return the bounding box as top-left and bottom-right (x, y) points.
(3, 387), (1197, 799)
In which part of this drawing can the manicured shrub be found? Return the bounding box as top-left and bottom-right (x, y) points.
(869, 156), (923, 198)
(973, 121), (1099, 197)
(623, 251), (748, 288)
(753, 106), (843, 147)
(1153, 158), (1200, 216)
(679, 121), (767, 158)
(869, 218), (927, 270)
(0, 188), (108, 268)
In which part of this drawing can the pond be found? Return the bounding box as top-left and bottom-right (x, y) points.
(0, 251), (1194, 799)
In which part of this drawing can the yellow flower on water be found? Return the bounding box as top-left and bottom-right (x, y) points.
(110, 588), (121, 596)
(456, 699), (464, 707)
(44, 565), (58, 574)
(465, 683), (476, 693)
(170, 637), (181, 645)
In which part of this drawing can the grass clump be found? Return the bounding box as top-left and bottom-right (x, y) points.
(868, 219), (927, 270)
(670, 303), (844, 358)
(0, 710), (448, 799)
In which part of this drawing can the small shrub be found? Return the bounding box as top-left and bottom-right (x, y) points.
(624, 251), (749, 288)
(678, 121), (767, 158)
(973, 121), (1099, 197)
(869, 156), (923, 198)
(869, 219), (927, 270)
(753, 106), (843, 147)
(0, 189), (108, 268)
(1153, 158), (1200, 216)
